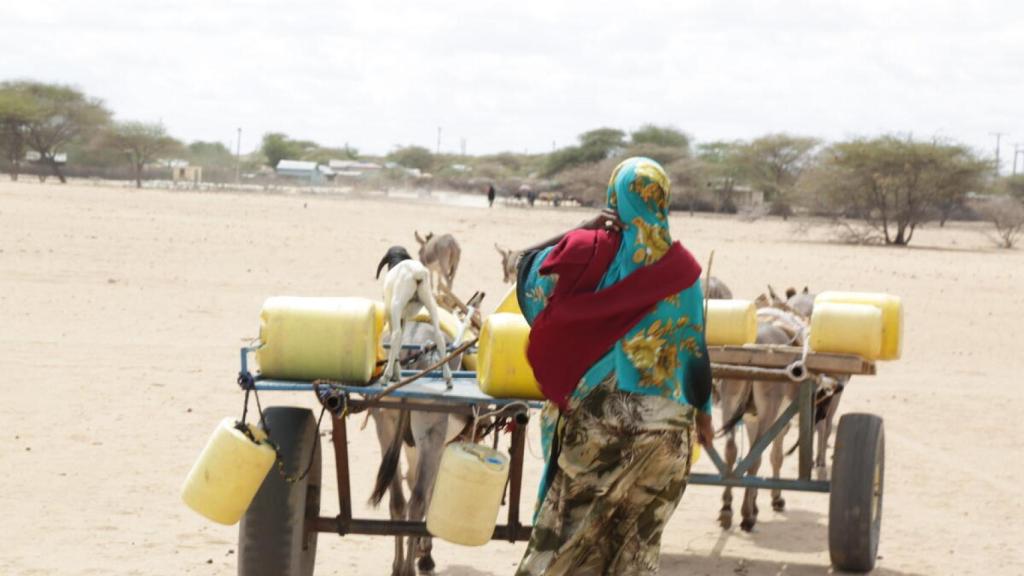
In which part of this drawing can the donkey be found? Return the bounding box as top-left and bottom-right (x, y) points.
(414, 231), (461, 295)
(494, 244), (519, 284)
(705, 276), (734, 299)
(716, 313), (803, 531)
(369, 322), (468, 576)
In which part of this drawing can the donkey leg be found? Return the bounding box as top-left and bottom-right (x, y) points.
(370, 408), (407, 575)
(770, 428), (788, 512)
(407, 411), (448, 574)
(720, 429), (737, 529)
(740, 416), (762, 532)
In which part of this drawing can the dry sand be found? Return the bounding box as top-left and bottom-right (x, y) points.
(1, 180), (1022, 575)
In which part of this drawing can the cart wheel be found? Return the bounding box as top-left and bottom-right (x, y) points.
(238, 407), (322, 576)
(829, 413), (884, 573)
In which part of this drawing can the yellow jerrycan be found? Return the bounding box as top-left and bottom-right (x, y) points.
(427, 442), (510, 546)
(494, 285), (523, 315)
(813, 291), (903, 360)
(705, 299), (757, 346)
(809, 302), (884, 360)
(257, 296), (381, 383)
(477, 313), (542, 399)
(182, 418), (276, 525)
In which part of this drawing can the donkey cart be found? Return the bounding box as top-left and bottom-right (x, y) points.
(231, 343), (883, 575)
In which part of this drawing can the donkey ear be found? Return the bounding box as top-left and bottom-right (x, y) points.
(376, 254), (390, 279)
(803, 286), (809, 294)
(414, 230), (425, 244)
(785, 287), (797, 300)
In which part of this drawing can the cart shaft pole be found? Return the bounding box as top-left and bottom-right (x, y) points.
(332, 413), (353, 531)
(798, 379), (815, 480)
(506, 421), (527, 542)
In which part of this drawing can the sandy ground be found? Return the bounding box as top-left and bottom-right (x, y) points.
(1, 180), (1022, 576)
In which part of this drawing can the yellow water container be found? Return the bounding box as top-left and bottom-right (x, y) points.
(182, 418), (276, 525)
(477, 313), (543, 400)
(705, 299), (757, 346)
(256, 296), (381, 383)
(814, 291), (903, 360)
(809, 302), (883, 360)
(410, 306), (478, 371)
(372, 301), (386, 378)
(494, 285), (523, 315)
(426, 442), (510, 546)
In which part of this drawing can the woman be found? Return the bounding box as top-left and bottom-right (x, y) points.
(515, 157), (713, 576)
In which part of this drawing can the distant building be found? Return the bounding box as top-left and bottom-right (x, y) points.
(276, 160), (333, 183)
(704, 180), (765, 211)
(328, 159), (382, 178)
(172, 165), (203, 184)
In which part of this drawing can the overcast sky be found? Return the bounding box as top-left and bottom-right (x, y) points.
(2, 1), (1022, 169)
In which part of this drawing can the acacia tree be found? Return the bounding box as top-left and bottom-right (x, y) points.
(544, 127), (626, 176)
(387, 145), (434, 172)
(16, 81), (110, 183)
(631, 124), (690, 149)
(105, 121), (182, 188)
(735, 134), (818, 219)
(974, 196), (1024, 249)
(814, 137), (988, 245)
(696, 141), (745, 213)
(260, 132), (310, 168)
(0, 83), (40, 181)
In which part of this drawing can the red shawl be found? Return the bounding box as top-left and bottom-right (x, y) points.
(525, 229), (702, 410)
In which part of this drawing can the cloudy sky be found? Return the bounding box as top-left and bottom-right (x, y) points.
(3, 1), (1022, 169)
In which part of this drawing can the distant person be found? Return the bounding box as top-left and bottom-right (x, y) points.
(527, 189), (536, 207)
(487, 184), (496, 207)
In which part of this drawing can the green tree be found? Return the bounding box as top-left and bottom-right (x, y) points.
(544, 127), (626, 176)
(0, 83), (40, 181)
(187, 141), (235, 169)
(303, 145), (359, 164)
(813, 137), (988, 245)
(735, 134), (819, 218)
(1000, 175), (1024, 203)
(387, 145), (434, 172)
(105, 121), (183, 188)
(696, 141), (745, 212)
(260, 132), (307, 168)
(631, 124), (690, 149)
(14, 81), (111, 183)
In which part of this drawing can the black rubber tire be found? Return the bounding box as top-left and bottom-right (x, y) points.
(829, 413), (884, 573)
(238, 407), (322, 576)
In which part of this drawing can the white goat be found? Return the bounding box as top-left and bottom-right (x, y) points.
(376, 246), (453, 387)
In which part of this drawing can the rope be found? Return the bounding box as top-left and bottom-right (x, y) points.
(237, 381), (325, 485)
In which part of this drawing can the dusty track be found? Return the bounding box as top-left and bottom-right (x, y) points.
(1, 181), (1021, 575)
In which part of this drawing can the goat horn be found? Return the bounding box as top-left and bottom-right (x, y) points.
(376, 254), (389, 279)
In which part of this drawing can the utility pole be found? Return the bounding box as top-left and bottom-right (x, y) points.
(436, 126), (442, 155)
(991, 132), (1006, 177)
(235, 127), (242, 183)
(460, 138), (466, 156)
(1013, 144), (1023, 177)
